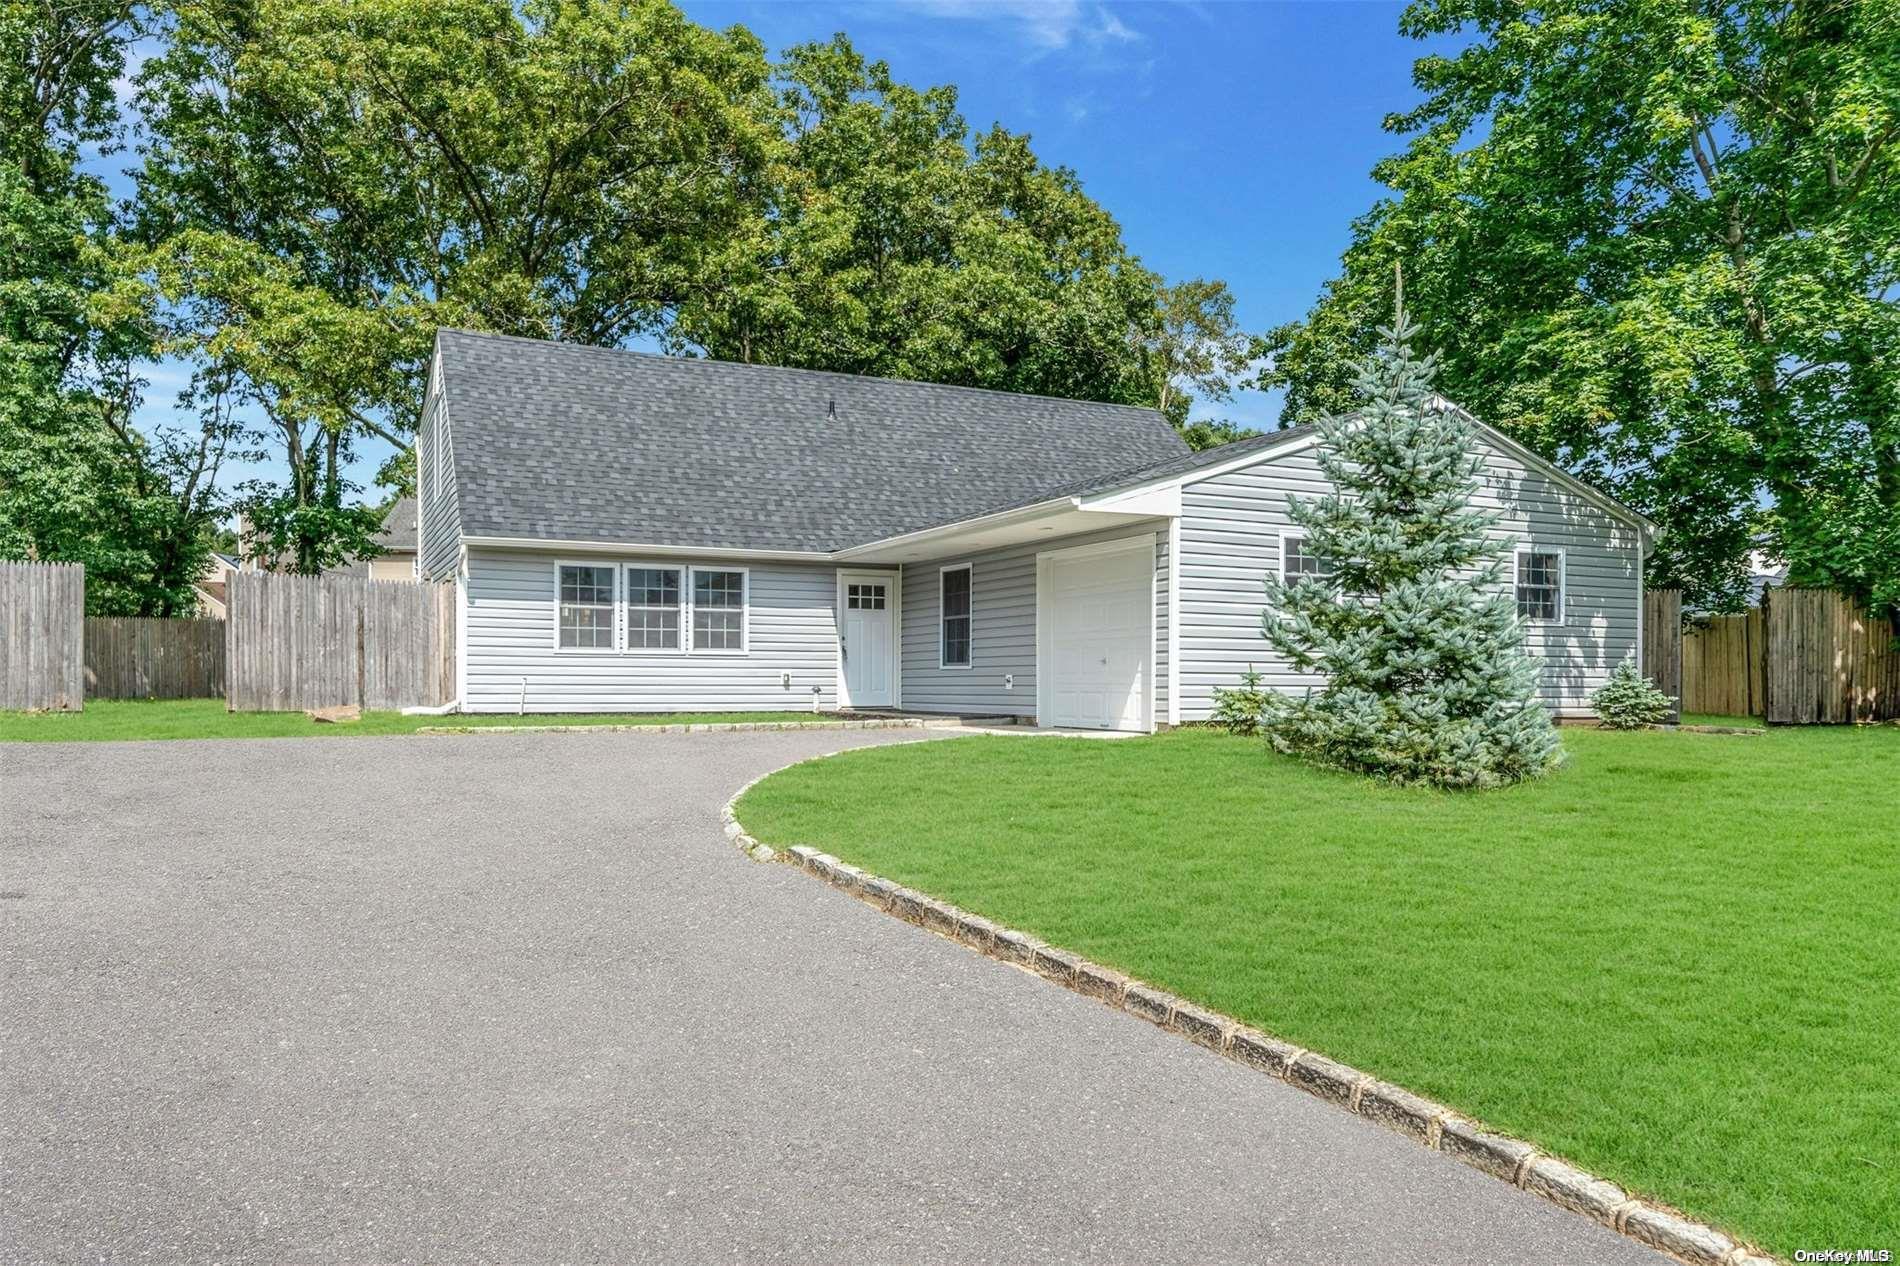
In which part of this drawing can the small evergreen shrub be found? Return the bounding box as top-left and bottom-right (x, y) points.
(1591, 658), (1675, 729)
(1212, 666), (1270, 735)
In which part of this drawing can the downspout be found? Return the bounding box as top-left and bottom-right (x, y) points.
(1167, 516), (1182, 727)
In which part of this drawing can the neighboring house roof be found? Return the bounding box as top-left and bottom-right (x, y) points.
(334, 496), (419, 578)
(198, 580), (226, 605)
(435, 329), (1190, 553)
(372, 496), (417, 554)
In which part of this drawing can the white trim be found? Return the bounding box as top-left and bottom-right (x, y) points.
(1166, 516), (1181, 726)
(938, 562), (974, 670)
(688, 564), (750, 656)
(1514, 544), (1567, 626)
(552, 558), (620, 652)
(1077, 483), (1181, 517)
(835, 569), (901, 708)
(621, 560), (688, 656)
(1635, 537), (1647, 676)
(834, 497), (1077, 562)
(1277, 529), (1331, 580)
(1058, 408), (1656, 540)
(1034, 534), (1156, 733)
(466, 534), (831, 563)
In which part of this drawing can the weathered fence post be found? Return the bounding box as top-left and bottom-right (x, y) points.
(1641, 587), (1682, 722)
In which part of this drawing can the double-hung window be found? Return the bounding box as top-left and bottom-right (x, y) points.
(1515, 549), (1563, 622)
(1282, 533), (1330, 581)
(625, 566), (683, 651)
(692, 568), (746, 652)
(940, 564), (972, 668)
(557, 564), (616, 649)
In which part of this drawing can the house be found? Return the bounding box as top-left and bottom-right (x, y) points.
(194, 551), (246, 618)
(341, 497), (419, 581)
(418, 330), (1655, 729)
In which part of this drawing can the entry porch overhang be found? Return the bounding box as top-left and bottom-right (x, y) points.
(833, 483), (1180, 566)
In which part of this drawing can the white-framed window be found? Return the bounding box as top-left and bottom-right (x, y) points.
(1515, 547), (1564, 622)
(846, 582), (887, 610)
(556, 562), (617, 649)
(624, 564), (684, 652)
(940, 563), (972, 668)
(691, 567), (747, 653)
(1281, 532), (1331, 580)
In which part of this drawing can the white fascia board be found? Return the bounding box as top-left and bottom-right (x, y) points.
(1076, 482), (1181, 517)
(461, 535), (833, 563)
(830, 496), (1078, 561)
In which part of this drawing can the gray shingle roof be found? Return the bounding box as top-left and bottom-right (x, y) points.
(373, 496), (417, 551)
(437, 330), (1190, 552)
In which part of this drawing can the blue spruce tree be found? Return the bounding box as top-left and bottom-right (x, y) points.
(1258, 307), (1562, 788)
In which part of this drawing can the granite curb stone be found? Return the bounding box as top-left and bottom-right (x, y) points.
(728, 757), (1781, 1266)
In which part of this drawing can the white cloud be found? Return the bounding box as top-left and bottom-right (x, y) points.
(892, 1), (1141, 51)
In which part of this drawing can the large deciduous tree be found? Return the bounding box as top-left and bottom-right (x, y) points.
(132, 0), (778, 566)
(2, 0), (227, 613)
(668, 36), (1174, 413)
(1255, 0), (1900, 615)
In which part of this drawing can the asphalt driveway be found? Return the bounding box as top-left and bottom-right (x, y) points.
(0, 730), (1667, 1264)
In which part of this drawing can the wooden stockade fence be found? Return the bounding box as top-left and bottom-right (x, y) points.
(1682, 607), (1766, 719)
(85, 617), (226, 700)
(226, 571), (454, 712)
(0, 560), (86, 711)
(1641, 588), (1683, 723)
(1761, 588), (1898, 724)
(1677, 588), (1896, 723)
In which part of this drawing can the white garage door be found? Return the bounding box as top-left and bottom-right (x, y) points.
(1043, 542), (1151, 731)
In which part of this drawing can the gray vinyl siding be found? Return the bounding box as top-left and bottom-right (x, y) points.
(418, 386), (461, 581)
(461, 549), (841, 713)
(1177, 438), (1642, 719)
(900, 523), (1168, 719)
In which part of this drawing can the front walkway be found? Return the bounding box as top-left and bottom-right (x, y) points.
(0, 729), (1664, 1263)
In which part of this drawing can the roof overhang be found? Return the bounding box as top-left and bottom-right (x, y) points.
(460, 534), (834, 564)
(833, 491), (1177, 565)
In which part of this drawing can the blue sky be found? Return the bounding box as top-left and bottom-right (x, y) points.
(124, 0), (1448, 498)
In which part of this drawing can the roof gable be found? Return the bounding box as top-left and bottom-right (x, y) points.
(434, 330), (1188, 553)
(1063, 402), (1653, 537)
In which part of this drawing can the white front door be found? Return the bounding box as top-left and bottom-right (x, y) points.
(1043, 542), (1151, 731)
(840, 574), (895, 708)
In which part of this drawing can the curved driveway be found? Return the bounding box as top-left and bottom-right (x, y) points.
(1, 729), (1665, 1264)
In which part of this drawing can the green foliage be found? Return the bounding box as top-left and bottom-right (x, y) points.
(1176, 417), (1260, 452)
(1591, 658), (1677, 730)
(116, 6), (1247, 564)
(1140, 277), (1255, 431)
(1211, 665), (1269, 735)
(1, 0), (224, 614)
(1256, 0), (1900, 616)
(1258, 308), (1561, 789)
(668, 35), (1182, 412)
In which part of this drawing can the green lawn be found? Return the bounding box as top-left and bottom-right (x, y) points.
(0, 698), (852, 742)
(737, 725), (1900, 1257)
